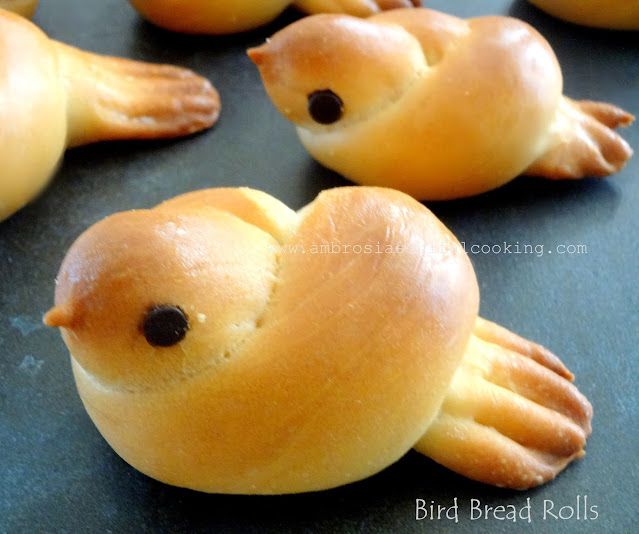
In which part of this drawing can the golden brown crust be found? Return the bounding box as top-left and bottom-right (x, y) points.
(56, 42), (220, 147)
(248, 14), (428, 128)
(46, 186), (479, 493)
(473, 317), (572, 379)
(250, 8), (633, 199)
(528, 0), (639, 30)
(415, 319), (592, 489)
(128, 0), (291, 35)
(416, 415), (580, 490)
(0, 0), (38, 18)
(127, 0), (419, 34)
(526, 97), (634, 179)
(155, 188), (297, 243)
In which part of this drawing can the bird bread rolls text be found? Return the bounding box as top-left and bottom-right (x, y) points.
(0, 9), (219, 221)
(45, 187), (592, 493)
(0, 0), (38, 18)
(528, 0), (639, 30)
(127, 0), (419, 34)
(249, 9), (634, 200)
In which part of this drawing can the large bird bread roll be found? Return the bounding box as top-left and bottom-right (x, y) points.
(45, 187), (592, 493)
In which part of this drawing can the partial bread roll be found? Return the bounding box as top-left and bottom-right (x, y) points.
(249, 9), (634, 200)
(528, 0), (639, 30)
(0, 0), (38, 18)
(45, 186), (592, 493)
(127, 0), (419, 34)
(0, 9), (220, 221)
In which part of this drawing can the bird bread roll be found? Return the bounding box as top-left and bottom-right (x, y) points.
(127, 0), (420, 34)
(528, 0), (639, 30)
(0, 9), (219, 221)
(249, 8), (633, 200)
(45, 187), (592, 493)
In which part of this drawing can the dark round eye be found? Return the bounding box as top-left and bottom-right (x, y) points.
(142, 305), (189, 347)
(308, 89), (344, 125)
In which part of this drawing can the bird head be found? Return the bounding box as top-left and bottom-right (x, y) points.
(248, 14), (426, 130)
(44, 207), (278, 391)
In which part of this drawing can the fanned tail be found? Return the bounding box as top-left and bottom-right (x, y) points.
(526, 96), (633, 179)
(415, 317), (592, 490)
(53, 42), (220, 148)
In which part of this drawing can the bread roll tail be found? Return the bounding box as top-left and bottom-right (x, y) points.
(414, 317), (592, 490)
(526, 96), (634, 179)
(293, 0), (419, 17)
(53, 42), (220, 148)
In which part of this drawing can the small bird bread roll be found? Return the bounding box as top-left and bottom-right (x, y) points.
(127, 0), (419, 34)
(0, 9), (219, 221)
(528, 0), (639, 30)
(45, 186), (592, 493)
(249, 9), (634, 200)
(0, 0), (38, 18)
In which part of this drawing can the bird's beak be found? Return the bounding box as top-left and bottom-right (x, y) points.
(247, 42), (271, 67)
(43, 304), (75, 329)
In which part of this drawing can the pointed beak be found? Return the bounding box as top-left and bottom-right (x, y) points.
(247, 42), (271, 67)
(43, 304), (75, 329)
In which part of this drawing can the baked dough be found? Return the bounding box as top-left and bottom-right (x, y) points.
(45, 186), (592, 493)
(0, 9), (219, 221)
(249, 9), (634, 200)
(127, 0), (419, 34)
(0, 0), (38, 18)
(528, 0), (639, 30)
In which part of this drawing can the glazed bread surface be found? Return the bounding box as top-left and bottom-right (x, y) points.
(528, 0), (639, 29)
(128, 0), (292, 34)
(0, 0), (38, 18)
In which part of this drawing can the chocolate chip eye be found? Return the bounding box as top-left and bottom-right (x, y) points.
(142, 305), (189, 347)
(308, 89), (344, 125)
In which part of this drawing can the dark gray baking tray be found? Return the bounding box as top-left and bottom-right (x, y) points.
(1, 0), (637, 532)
